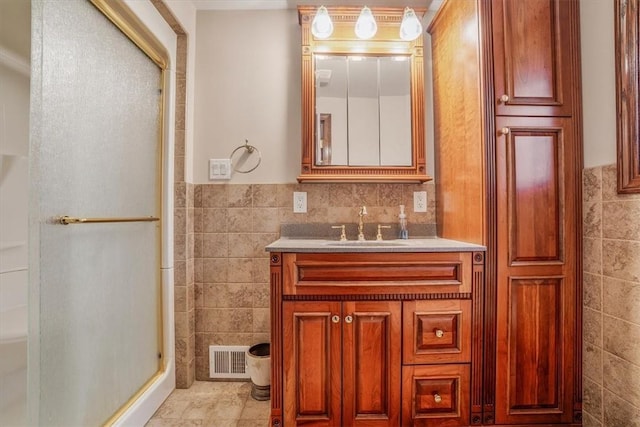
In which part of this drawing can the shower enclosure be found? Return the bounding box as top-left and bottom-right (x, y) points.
(27, 0), (176, 424)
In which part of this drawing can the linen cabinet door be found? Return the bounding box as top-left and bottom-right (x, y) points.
(342, 301), (401, 427)
(494, 116), (578, 424)
(491, 0), (578, 117)
(283, 301), (342, 426)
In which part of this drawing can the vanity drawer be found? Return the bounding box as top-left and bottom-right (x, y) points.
(282, 252), (472, 296)
(402, 364), (470, 426)
(403, 300), (471, 364)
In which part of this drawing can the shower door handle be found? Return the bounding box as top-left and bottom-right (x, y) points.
(58, 216), (159, 225)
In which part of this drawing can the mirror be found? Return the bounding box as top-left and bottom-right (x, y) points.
(298, 6), (429, 182)
(315, 55), (412, 166)
(314, 55), (412, 166)
(615, 0), (640, 193)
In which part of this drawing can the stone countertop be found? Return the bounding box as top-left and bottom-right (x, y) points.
(265, 237), (486, 253)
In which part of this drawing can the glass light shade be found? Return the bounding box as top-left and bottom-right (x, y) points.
(399, 7), (423, 41)
(311, 6), (334, 39)
(355, 6), (377, 40)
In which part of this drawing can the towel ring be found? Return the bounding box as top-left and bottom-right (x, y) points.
(230, 140), (262, 174)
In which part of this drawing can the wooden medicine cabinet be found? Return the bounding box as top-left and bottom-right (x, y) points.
(297, 6), (430, 182)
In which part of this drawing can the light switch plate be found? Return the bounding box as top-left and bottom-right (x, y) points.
(209, 159), (231, 180)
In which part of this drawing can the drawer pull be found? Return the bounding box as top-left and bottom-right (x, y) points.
(433, 393), (442, 403)
(331, 315), (340, 323)
(345, 315), (353, 324)
(434, 329), (445, 338)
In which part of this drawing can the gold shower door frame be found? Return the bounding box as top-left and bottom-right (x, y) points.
(90, 1), (169, 424)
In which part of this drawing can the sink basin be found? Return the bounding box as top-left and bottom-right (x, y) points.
(325, 240), (410, 247)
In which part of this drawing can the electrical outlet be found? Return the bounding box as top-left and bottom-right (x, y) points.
(293, 192), (307, 213)
(413, 191), (427, 212)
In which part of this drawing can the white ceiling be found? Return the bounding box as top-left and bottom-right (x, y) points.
(191, 0), (442, 11)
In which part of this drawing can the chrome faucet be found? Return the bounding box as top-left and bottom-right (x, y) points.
(357, 206), (368, 240)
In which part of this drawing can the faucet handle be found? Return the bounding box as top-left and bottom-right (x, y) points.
(376, 225), (392, 241)
(331, 225), (347, 241)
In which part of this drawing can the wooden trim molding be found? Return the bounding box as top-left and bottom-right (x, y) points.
(615, 0), (640, 193)
(269, 253), (283, 427)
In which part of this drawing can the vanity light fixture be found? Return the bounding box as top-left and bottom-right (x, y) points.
(311, 6), (334, 39)
(355, 6), (377, 39)
(312, 6), (420, 42)
(399, 7), (423, 41)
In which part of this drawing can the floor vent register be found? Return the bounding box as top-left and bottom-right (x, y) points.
(209, 345), (251, 379)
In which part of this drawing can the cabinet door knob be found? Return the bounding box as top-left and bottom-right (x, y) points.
(344, 315), (353, 324)
(500, 94), (509, 103)
(435, 329), (444, 338)
(331, 315), (340, 323)
(433, 393), (442, 403)
(499, 127), (510, 135)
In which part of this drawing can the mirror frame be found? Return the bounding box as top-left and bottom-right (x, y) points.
(615, 0), (640, 193)
(297, 6), (430, 182)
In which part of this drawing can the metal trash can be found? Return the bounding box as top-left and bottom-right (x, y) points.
(246, 343), (270, 400)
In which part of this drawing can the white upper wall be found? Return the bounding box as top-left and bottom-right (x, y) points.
(580, 0), (617, 168)
(194, 9), (301, 184)
(193, 9), (436, 184)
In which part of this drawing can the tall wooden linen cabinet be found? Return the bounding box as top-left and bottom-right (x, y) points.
(429, 0), (583, 425)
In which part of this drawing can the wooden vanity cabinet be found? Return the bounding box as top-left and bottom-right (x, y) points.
(429, 0), (583, 425)
(269, 251), (483, 427)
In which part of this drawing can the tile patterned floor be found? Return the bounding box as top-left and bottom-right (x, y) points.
(145, 381), (270, 427)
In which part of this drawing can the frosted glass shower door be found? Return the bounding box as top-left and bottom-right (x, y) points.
(29, 0), (165, 425)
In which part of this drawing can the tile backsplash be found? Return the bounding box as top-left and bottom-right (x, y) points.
(187, 181), (436, 381)
(582, 164), (640, 426)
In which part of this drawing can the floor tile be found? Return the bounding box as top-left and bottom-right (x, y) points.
(147, 381), (269, 427)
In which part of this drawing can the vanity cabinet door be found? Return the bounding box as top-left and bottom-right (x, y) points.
(283, 301), (401, 427)
(342, 301), (401, 427)
(283, 301), (342, 426)
(491, 0), (577, 117)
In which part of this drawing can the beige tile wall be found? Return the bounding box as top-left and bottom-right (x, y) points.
(191, 182), (436, 380)
(169, 28), (193, 388)
(174, 181), (196, 389)
(582, 165), (640, 426)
